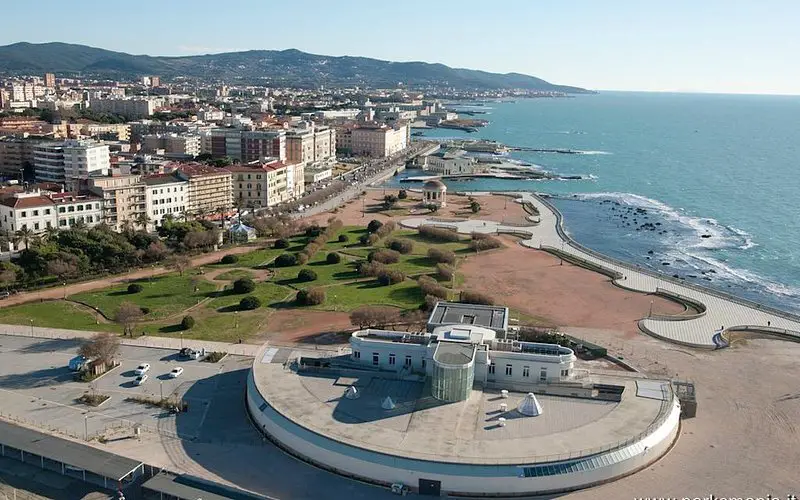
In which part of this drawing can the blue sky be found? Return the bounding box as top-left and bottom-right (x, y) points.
(2, 0), (799, 94)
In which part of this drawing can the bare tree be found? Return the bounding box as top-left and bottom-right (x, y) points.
(47, 258), (79, 281)
(166, 255), (192, 276)
(115, 301), (144, 336)
(0, 263), (18, 291)
(143, 241), (170, 262)
(78, 332), (120, 364)
(349, 306), (401, 329)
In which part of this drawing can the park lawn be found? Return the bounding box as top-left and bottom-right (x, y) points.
(0, 300), (113, 332)
(207, 282), (293, 310)
(151, 309), (266, 342)
(313, 279), (424, 312)
(322, 226), (368, 252)
(71, 274), (217, 320)
(338, 247), (373, 259)
(213, 247), (283, 269)
(273, 252), (361, 286)
(213, 269), (255, 281)
(388, 254), (438, 276)
(392, 230), (472, 255)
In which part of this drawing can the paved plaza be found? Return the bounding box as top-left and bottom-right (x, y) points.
(401, 192), (800, 348)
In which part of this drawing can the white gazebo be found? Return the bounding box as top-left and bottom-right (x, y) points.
(422, 178), (447, 207)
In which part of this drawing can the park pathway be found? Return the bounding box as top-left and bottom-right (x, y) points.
(401, 192), (800, 348)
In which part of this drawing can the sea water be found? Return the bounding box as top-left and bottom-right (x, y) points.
(385, 92), (800, 313)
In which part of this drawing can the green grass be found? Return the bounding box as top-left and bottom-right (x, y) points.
(314, 279), (424, 311)
(273, 252), (361, 286)
(214, 248), (284, 269)
(388, 255), (438, 276)
(207, 282), (293, 310)
(71, 274), (216, 320)
(393, 230), (472, 255)
(0, 301), (110, 331)
(213, 269), (255, 281)
(153, 312), (265, 342)
(322, 226), (368, 252)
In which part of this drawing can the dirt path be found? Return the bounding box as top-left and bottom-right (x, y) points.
(0, 245), (260, 308)
(459, 236), (685, 335)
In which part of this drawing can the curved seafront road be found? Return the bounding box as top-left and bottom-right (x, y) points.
(401, 192), (800, 348)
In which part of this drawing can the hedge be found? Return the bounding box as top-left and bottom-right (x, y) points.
(275, 253), (297, 267)
(233, 278), (256, 294)
(297, 287), (326, 306)
(239, 296), (262, 310)
(459, 290), (495, 305)
(427, 248), (456, 264)
(418, 275), (449, 300)
(377, 269), (406, 286)
(181, 315), (195, 330)
(418, 225), (460, 242)
(386, 238), (413, 254)
(273, 239), (290, 249)
(220, 254), (239, 264)
(326, 252), (342, 264)
(297, 269), (318, 282)
(127, 283), (143, 294)
(368, 249), (400, 264)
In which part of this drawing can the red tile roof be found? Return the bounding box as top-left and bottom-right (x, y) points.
(0, 195), (55, 209)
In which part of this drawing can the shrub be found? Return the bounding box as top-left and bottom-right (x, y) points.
(326, 252), (342, 264)
(468, 234), (502, 252)
(220, 254), (239, 264)
(374, 220), (396, 238)
(418, 225), (460, 242)
(387, 238), (414, 254)
(367, 233), (380, 245)
(297, 287), (325, 306)
(350, 306), (400, 328)
(297, 252), (310, 265)
(273, 238), (290, 249)
(398, 189), (408, 200)
(127, 283), (143, 294)
(233, 278), (256, 294)
(420, 294), (440, 311)
(338, 234), (348, 243)
(368, 249), (400, 264)
(460, 290), (495, 305)
(297, 269), (318, 282)
(358, 233), (370, 245)
(383, 194), (398, 209)
(274, 253), (297, 267)
(418, 275), (449, 300)
(377, 269), (406, 286)
(428, 248), (456, 264)
(239, 295), (262, 310)
(140, 307), (151, 315)
(358, 261), (386, 278)
(470, 200), (481, 213)
(181, 315), (195, 330)
(367, 220), (383, 233)
(305, 224), (323, 237)
(436, 263), (454, 282)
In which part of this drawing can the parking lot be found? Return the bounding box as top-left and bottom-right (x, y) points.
(0, 335), (252, 441)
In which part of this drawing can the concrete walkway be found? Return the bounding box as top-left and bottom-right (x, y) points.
(401, 192), (800, 348)
(0, 323), (262, 356)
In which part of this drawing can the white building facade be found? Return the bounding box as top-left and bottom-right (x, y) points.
(143, 175), (188, 229)
(63, 140), (111, 191)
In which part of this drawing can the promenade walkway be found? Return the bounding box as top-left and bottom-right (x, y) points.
(401, 192), (800, 348)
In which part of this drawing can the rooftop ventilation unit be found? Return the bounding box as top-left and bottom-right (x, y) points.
(517, 392), (543, 417)
(381, 396), (396, 410)
(344, 386), (360, 400)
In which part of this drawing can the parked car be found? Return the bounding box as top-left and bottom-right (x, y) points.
(169, 367), (184, 378)
(134, 363), (150, 375)
(134, 374), (148, 386)
(178, 348), (200, 360)
(0, 291), (10, 300)
(68, 355), (92, 371)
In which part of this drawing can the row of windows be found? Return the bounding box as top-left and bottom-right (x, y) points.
(152, 207), (182, 216)
(353, 351), (426, 369)
(150, 187), (185, 195)
(520, 444), (642, 477)
(487, 363), (563, 380)
(15, 215), (96, 232)
(238, 184), (263, 190)
(152, 197), (183, 204)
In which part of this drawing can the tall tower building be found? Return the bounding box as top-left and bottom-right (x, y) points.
(44, 73), (56, 88)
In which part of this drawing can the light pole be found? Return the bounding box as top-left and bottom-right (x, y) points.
(234, 311), (239, 331)
(84, 415), (88, 441)
(180, 331), (183, 350)
(62, 282), (67, 299)
(160, 381), (163, 400)
(29, 319), (33, 336)
(648, 300), (654, 318)
(560, 240), (565, 266)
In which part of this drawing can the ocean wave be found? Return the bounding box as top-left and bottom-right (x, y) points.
(667, 249), (800, 298)
(572, 191), (753, 252)
(576, 150), (612, 155)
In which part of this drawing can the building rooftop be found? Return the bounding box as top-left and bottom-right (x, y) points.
(433, 341), (475, 365)
(142, 173), (184, 186)
(0, 194), (54, 209)
(252, 351), (673, 465)
(0, 419), (142, 481)
(428, 301), (509, 332)
(168, 162), (230, 177)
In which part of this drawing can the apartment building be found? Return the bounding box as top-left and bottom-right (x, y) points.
(44, 73), (56, 88)
(77, 123), (130, 142)
(89, 97), (162, 119)
(0, 190), (103, 234)
(285, 122), (336, 166)
(172, 163), (232, 218)
(129, 120), (193, 143)
(205, 128), (286, 162)
(33, 142), (66, 183)
(0, 137), (37, 178)
(88, 174), (147, 231)
(143, 174), (188, 229)
(141, 134), (201, 158)
(63, 140), (111, 191)
(228, 160), (304, 209)
(336, 122), (409, 158)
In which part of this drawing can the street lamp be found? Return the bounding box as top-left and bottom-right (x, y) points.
(63, 281), (67, 299)
(29, 319), (33, 336)
(234, 311), (239, 330)
(180, 331), (183, 350)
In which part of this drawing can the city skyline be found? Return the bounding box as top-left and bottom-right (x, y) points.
(1, 0), (799, 95)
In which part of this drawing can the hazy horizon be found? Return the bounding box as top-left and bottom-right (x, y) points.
(2, 0), (799, 95)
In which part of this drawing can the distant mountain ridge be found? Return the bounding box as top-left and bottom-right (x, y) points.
(0, 42), (591, 92)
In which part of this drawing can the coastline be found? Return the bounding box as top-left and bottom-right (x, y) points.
(399, 191), (800, 348)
